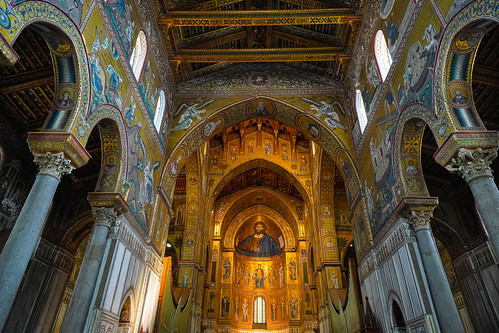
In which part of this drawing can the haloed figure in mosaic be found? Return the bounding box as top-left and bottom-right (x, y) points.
(236, 221), (282, 257)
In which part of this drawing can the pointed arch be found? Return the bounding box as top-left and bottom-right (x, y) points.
(433, 0), (499, 137)
(6, 2), (91, 133)
(393, 104), (440, 199)
(83, 104), (128, 193)
(159, 97), (362, 209)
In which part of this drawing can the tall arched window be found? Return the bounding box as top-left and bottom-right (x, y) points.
(374, 30), (392, 82)
(254, 297), (266, 324)
(355, 89), (368, 134)
(130, 30), (147, 81)
(154, 90), (166, 132)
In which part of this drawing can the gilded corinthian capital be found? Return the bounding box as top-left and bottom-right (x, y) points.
(446, 147), (498, 183)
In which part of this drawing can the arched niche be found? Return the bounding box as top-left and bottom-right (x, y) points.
(387, 291), (406, 332)
(118, 293), (134, 333)
(223, 205), (297, 251)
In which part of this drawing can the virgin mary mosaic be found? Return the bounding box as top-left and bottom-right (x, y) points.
(236, 221), (283, 257)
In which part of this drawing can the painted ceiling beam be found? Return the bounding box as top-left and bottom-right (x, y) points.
(171, 47), (350, 62)
(278, 0), (333, 10)
(273, 25), (342, 46)
(158, 9), (361, 26)
(177, 26), (244, 48)
(473, 64), (499, 87)
(273, 30), (331, 47)
(0, 67), (54, 94)
(178, 0), (244, 11)
(187, 31), (247, 49)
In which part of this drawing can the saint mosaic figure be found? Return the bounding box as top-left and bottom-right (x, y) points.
(288, 258), (297, 280)
(253, 264), (266, 288)
(222, 296), (230, 317)
(242, 298), (249, 322)
(236, 221), (283, 257)
(223, 259), (231, 280)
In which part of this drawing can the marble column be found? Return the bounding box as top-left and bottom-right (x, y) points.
(60, 206), (119, 333)
(446, 147), (499, 258)
(0, 152), (74, 331)
(410, 210), (465, 333)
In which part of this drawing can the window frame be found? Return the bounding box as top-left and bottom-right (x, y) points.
(374, 30), (392, 82)
(130, 30), (147, 81)
(153, 89), (166, 132)
(355, 89), (368, 134)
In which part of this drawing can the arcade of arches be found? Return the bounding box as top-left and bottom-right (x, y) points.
(0, 1), (498, 333)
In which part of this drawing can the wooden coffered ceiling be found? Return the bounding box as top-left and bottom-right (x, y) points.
(153, 0), (363, 82)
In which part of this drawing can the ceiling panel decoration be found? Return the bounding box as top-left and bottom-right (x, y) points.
(153, 0), (364, 83)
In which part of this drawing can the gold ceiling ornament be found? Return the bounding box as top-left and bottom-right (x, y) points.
(173, 48), (350, 62)
(158, 9), (360, 27)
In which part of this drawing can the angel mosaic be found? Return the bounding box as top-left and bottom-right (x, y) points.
(171, 100), (214, 133)
(301, 98), (346, 130)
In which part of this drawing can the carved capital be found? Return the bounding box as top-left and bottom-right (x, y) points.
(33, 152), (74, 178)
(88, 192), (129, 234)
(446, 147), (498, 182)
(393, 197), (438, 231)
(409, 210), (432, 231)
(92, 206), (117, 229)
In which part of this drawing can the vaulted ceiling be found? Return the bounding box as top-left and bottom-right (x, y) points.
(153, 0), (363, 83)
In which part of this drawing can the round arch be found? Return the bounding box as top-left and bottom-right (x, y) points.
(6, 1), (91, 134)
(433, 0), (499, 141)
(160, 96), (362, 206)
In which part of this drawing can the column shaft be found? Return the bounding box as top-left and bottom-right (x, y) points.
(0, 173), (61, 331)
(467, 177), (499, 257)
(445, 147), (499, 259)
(60, 222), (110, 333)
(415, 228), (465, 333)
